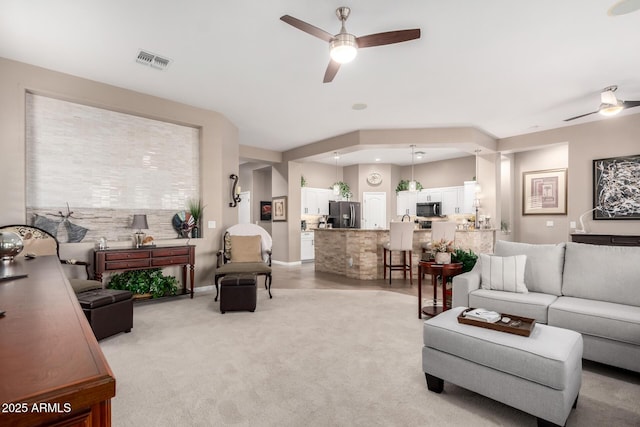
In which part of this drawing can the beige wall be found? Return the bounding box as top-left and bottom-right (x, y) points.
(500, 113), (640, 241)
(512, 144), (569, 243)
(400, 156), (475, 188)
(0, 57), (238, 287)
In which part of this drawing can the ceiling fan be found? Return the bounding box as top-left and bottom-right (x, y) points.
(280, 7), (421, 83)
(564, 85), (640, 121)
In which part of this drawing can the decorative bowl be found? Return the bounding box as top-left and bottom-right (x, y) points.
(0, 231), (24, 261)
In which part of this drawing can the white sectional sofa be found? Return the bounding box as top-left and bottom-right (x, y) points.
(452, 240), (640, 373)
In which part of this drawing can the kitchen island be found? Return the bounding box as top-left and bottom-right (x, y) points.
(314, 228), (495, 280)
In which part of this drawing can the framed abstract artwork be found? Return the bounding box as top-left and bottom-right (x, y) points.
(593, 154), (640, 220)
(522, 168), (567, 215)
(272, 196), (287, 222)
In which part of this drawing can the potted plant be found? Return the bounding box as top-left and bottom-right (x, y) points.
(187, 198), (205, 238)
(433, 238), (454, 264)
(108, 268), (179, 299)
(330, 181), (351, 199)
(452, 248), (478, 272)
(396, 179), (423, 193)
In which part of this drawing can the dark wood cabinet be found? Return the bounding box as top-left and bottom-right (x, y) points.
(94, 245), (195, 298)
(571, 234), (640, 246)
(0, 256), (115, 427)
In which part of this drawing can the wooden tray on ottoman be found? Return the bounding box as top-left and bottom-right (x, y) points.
(457, 308), (536, 337)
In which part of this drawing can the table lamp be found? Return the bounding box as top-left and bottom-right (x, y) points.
(131, 214), (149, 248)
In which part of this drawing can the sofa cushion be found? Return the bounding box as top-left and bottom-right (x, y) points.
(469, 289), (557, 324)
(494, 240), (565, 296)
(549, 296), (640, 346)
(562, 242), (640, 306)
(479, 254), (528, 293)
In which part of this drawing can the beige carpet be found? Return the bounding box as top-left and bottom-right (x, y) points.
(100, 289), (640, 427)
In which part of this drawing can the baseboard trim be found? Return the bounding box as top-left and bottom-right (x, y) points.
(272, 260), (302, 266)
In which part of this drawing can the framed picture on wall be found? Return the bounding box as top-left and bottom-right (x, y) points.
(272, 196), (287, 222)
(522, 168), (567, 215)
(260, 201), (272, 221)
(593, 154), (640, 220)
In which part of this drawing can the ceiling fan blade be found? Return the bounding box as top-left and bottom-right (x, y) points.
(356, 29), (421, 48)
(323, 60), (341, 83)
(280, 15), (334, 43)
(564, 111), (598, 122)
(622, 100), (640, 109)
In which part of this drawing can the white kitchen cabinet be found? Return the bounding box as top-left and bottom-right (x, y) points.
(301, 231), (315, 261)
(396, 190), (417, 216)
(441, 186), (465, 215)
(301, 188), (332, 215)
(418, 189), (442, 203)
(463, 181), (477, 214)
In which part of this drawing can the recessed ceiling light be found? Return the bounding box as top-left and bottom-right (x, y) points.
(608, 0), (640, 16)
(375, 158), (381, 162)
(352, 103), (367, 110)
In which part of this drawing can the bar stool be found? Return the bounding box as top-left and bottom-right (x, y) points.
(422, 221), (457, 259)
(383, 221), (415, 285)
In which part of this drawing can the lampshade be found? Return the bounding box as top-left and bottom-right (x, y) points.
(472, 198), (481, 208)
(330, 34), (357, 64)
(131, 214), (148, 230)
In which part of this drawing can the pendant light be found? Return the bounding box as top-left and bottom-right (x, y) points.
(474, 149), (482, 194)
(408, 145), (417, 192)
(333, 152), (341, 196)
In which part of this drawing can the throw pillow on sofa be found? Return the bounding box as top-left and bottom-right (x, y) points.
(494, 240), (565, 295)
(479, 254), (528, 293)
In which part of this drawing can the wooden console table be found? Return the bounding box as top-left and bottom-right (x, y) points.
(94, 245), (195, 298)
(0, 255), (115, 426)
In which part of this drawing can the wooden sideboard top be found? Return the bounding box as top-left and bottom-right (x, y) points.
(570, 233), (640, 246)
(0, 255), (115, 425)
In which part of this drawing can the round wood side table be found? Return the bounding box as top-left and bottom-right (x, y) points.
(417, 260), (463, 319)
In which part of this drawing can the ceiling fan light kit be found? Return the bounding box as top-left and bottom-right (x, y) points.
(280, 6), (420, 82)
(564, 85), (640, 121)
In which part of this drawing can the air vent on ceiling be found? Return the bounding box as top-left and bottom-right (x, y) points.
(136, 50), (171, 71)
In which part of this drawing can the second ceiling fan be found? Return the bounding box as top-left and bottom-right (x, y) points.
(280, 7), (421, 83)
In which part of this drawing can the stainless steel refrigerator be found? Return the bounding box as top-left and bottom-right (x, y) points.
(328, 201), (361, 228)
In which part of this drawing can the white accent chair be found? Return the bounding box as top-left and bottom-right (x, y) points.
(215, 224), (273, 300)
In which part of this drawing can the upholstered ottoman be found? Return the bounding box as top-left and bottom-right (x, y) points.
(219, 274), (257, 313)
(423, 307), (583, 427)
(76, 289), (133, 340)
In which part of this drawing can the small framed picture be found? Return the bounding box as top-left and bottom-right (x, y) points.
(272, 196), (287, 222)
(522, 168), (567, 215)
(260, 201), (272, 221)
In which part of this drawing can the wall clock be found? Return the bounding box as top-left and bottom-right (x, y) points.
(367, 172), (382, 185)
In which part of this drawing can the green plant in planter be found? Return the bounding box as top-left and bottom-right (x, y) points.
(452, 248), (478, 273)
(187, 198), (206, 238)
(108, 268), (179, 299)
(301, 175), (307, 187)
(396, 179), (423, 193)
(330, 181), (351, 199)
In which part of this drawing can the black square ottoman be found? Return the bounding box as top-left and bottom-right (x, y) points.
(76, 289), (134, 340)
(219, 274), (257, 313)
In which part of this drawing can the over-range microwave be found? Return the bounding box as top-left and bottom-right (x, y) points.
(416, 202), (441, 217)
